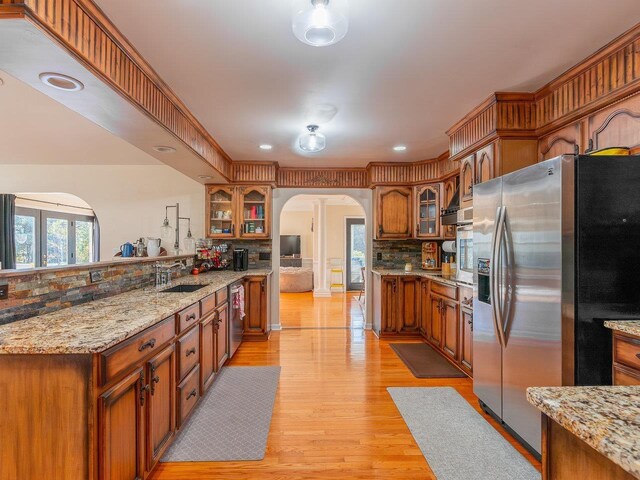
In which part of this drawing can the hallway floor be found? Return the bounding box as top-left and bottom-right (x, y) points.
(151, 293), (541, 479)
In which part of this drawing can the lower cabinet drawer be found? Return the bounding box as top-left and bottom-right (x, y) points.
(177, 326), (200, 382)
(613, 333), (640, 371)
(177, 365), (200, 427)
(431, 281), (458, 300)
(613, 363), (640, 386)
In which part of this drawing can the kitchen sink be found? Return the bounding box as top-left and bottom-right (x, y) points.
(160, 284), (207, 293)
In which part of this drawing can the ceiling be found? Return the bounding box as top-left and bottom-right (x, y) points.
(0, 69), (159, 165)
(96, 0), (640, 168)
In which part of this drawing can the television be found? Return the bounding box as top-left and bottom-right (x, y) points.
(280, 235), (301, 257)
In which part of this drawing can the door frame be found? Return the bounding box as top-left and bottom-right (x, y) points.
(345, 216), (365, 291)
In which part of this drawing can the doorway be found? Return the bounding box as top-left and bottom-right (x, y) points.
(345, 218), (365, 291)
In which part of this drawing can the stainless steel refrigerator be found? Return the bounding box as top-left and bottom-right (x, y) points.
(473, 154), (640, 456)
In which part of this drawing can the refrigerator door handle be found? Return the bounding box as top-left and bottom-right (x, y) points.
(501, 208), (515, 346)
(490, 206), (506, 348)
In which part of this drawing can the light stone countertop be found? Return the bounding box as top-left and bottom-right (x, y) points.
(527, 386), (640, 478)
(605, 320), (640, 338)
(0, 269), (271, 355)
(371, 269), (459, 287)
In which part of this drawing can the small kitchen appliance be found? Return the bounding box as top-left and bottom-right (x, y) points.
(233, 249), (249, 271)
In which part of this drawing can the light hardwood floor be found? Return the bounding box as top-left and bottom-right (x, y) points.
(151, 292), (541, 479)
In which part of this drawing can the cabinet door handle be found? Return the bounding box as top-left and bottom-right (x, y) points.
(416, 222), (419, 235)
(231, 224), (235, 236)
(138, 338), (156, 352)
(187, 388), (197, 400)
(186, 347), (197, 357)
(261, 280), (265, 292)
(378, 225), (383, 236)
(636, 353), (640, 360)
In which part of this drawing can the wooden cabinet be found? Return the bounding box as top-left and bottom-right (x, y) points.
(475, 143), (495, 184)
(215, 302), (230, 370)
(538, 122), (582, 161)
(459, 286), (473, 376)
(418, 278), (431, 338)
(460, 154), (475, 206)
(243, 274), (271, 341)
(414, 184), (440, 238)
(206, 185), (271, 239)
(98, 368), (145, 480)
(442, 299), (459, 360)
(612, 331), (640, 386)
(428, 295), (443, 347)
(374, 186), (413, 239)
(586, 93), (640, 154)
(146, 344), (176, 471)
(397, 277), (420, 334)
(200, 313), (216, 393)
(378, 276), (398, 335)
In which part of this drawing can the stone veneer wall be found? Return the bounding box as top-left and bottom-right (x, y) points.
(209, 240), (273, 270)
(0, 256), (195, 325)
(372, 239), (427, 269)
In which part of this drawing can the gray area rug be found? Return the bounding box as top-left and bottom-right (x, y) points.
(162, 366), (281, 462)
(388, 387), (540, 480)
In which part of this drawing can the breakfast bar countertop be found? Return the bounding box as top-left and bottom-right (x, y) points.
(0, 269), (272, 355)
(527, 385), (640, 478)
(604, 320), (640, 338)
(371, 269), (459, 287)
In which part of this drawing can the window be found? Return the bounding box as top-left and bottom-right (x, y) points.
(14, 207), (97, 269)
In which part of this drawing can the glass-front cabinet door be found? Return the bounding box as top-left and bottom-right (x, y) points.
(238, 186), (271, 238)
(415, 185), (440, 238)
(207, 186), (236, 238)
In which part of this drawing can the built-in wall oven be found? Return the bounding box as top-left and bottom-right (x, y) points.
(456, 207), (473, 285)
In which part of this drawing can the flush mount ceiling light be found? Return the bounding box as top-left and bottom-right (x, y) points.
(39, 72), (84, 92)
(393, 145), (408, 152)
(299, 125), (326, 153)
(153, 145), (176, 153)
(259, 144), (273, 150)
(292, 0), (349, 47)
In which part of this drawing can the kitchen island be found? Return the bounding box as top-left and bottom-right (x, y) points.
(527, 386), (640, 479)
(0, 269), (272, 480)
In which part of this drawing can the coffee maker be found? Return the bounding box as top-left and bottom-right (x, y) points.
(233, 249), (249, 271)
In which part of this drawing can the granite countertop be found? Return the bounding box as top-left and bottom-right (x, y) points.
(371, 269), (459, 287)
(605, 320), (640, 338)
(0, 269), (271, 355)
(527, 386), (640, 478)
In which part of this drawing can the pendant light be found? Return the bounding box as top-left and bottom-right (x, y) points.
(292, 0), (349, 47)
(299, 125), (326, 153)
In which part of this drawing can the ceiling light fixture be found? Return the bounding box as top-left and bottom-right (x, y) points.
(198, 175), (214, 180)
(299, 125), (326, 153)
(259, 144), (273, 150)
(292, 0), (349, 47)
(393, 145), (408, 152)
(39, 72), (84, 92)
(153, 145), (176, 153)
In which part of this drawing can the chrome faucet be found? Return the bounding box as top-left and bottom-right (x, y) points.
(155, 261), (187, 288)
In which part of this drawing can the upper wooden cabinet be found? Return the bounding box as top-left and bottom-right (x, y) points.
(442, 177), (457, 240)
(415, 184), (440, 239)
(586, 93), (640, 154)
(206, 185), (271, 239)
(538, 122), (582, 161)
(460, 154), (475, 205)
(475, 143), (495, 184)
(374, 186), (413, 239)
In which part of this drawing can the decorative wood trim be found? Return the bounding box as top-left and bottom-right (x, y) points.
(276, 168), (370, 188)
(535, 24), (640, 134)
(0, 0), (233, 180)
(232, 162), (277, 185)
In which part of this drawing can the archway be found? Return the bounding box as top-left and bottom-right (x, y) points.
(271, 188), (374, 331)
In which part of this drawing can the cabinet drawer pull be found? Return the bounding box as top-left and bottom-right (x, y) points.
(187, 388), (197, 400)
(138, 338), (156, 352)
(186, 313), (197, 322)
(636, 353), (640, 360)
(186, 347), (197, 357)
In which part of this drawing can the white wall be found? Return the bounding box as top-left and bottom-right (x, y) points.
(0, 164), (204, 259)
(279, 210), (313, 259)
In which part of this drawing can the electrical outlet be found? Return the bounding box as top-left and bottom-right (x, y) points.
(0, 284), (8, 300)
(376, 252), (382, 261)
(90, 271), (104, 283)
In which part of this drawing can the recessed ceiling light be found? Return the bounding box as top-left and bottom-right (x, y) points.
(259, 144), (273, 150)
(153, 145), (176, 153)
(198, 175), (214, 180)
(39, 72), (84, 92)
(393, 145), (407, 152)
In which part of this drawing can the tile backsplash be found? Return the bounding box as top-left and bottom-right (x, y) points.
(373, 239), (425, 269)
(208, 240), (272, 270)
(0, 256), (194, 325)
